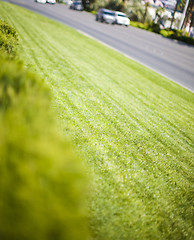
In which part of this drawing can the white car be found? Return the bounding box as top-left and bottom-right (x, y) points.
(64, 0), (73, 5)
(35, 0), (46, 4)
(46, 0), (56, 3)
(114, 11), (130, 26)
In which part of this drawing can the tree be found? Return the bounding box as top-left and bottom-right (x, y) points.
(82, 0), (96, 10)
(128, 1), (146, 22)
(143, 2), (150, 23)
(181, 0), (194, 34)
(170, 0), (179, 29)
(188, 11), (194, 34)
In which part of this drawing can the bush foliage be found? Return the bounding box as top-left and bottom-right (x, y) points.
(0, 21), (89, 240)
(130, 21), (194, 45)
(0, 19), (18, 57)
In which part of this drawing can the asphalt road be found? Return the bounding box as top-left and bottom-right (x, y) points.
(3, 0), (194, 92)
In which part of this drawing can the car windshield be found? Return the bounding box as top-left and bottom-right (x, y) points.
(117, 14), (126, 17)
(74, 1), (81, 4)
(103, 11), (114, 16)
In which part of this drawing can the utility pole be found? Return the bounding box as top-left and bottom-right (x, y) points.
(181, 0), (194, 35)
(179, 0), (190, 29)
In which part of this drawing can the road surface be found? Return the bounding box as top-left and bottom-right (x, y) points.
(2, 0), (194, 92)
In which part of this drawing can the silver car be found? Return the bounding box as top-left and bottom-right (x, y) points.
(96, 9), (115, 24)
(70, 1), (83, 10)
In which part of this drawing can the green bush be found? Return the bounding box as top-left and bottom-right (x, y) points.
(160, 29), (174, 38)
(176, 35), (194, 45)
(160, 29), (168, 37)
(0, 19), (18, 57)
(151, 23), (160, 33)
(130, 21), (148, 30)
(91, 10), (97, 15)
(159, 28), (194, 45)
(130, 21), (138, 27)
(131, 21), (194, 46)
(0, 23), (89, 240)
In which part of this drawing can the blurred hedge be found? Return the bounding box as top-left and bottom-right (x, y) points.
(0, 20), (89, 240)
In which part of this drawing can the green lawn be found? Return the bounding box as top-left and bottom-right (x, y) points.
(0, 2), (194, 240)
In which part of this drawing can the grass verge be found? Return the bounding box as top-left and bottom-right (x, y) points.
(0, 2), (193, 240)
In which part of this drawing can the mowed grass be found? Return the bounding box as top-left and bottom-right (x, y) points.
(1, 2), (194, 240)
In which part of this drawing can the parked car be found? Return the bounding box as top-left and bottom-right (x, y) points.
(114, 11), (130, 26)
(35, 0), (46, 4)
(70, 1), (83, 11)
(64, 0), (73, 5)
(46, 0), (56, 3)
(96, 8), (115, 24)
